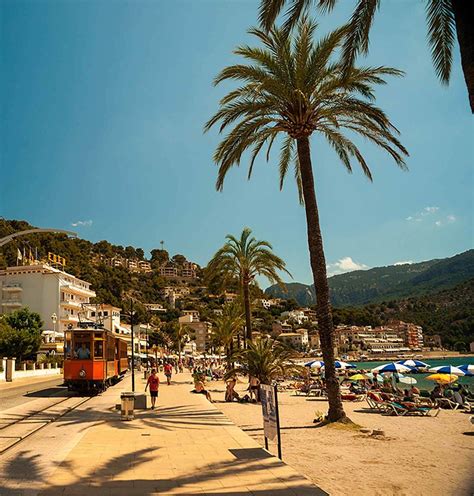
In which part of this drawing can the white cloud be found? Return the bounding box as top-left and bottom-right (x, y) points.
(435, 214), (457, 227)
(394, 260), (414, 266)
(327, 257), (368, 277)
(71, 220), (93, 227)
(406, 206), (439, 223)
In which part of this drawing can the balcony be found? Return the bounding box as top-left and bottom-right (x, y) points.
(1, 299), (22, 307)
(60, 284), (95, 297)
(2, 283), (22, 292)
(60, 313), (79, 321)
(60, 299), (83, 309)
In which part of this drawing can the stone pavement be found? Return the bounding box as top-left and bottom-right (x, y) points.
(35, 372), (326, 495)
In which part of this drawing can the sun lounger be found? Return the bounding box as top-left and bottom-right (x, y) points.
(384, 401), (439, 417)
(435, 397), (460, 410)
(366, 391), (389, 412)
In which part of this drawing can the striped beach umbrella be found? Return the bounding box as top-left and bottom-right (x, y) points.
(334, 361), (356, 369)
(304, 360), (324, 368)
(428, 365), (466, 376)
(458, 364), (474, 376)
(371, 362), (413, 373)
(396, 359), (429, 368)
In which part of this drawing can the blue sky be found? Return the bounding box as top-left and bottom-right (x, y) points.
(1, 0), (472, 285)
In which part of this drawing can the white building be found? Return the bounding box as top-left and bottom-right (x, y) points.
(88, 304), (121, 333)
(0, 264), (95, 333)
(280, 310), (308, 325)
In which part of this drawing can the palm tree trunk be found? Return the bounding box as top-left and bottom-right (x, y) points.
(452, 0), (474, 112)
(296, 136), (347, 423)
(243, 279), (252, 343)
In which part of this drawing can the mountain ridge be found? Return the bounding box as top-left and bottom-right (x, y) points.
(265, 250), (474, 307)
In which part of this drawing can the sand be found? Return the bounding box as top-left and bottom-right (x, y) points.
(209, 379), (474, 496)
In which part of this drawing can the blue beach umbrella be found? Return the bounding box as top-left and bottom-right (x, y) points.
(305, 360), (325, 368)
(334, 361), (356, 369)
(428, 365), (466, 376)
(458, 364), (474, 376)
(372, 362), (413, 373)
(396, 359), (429, 368)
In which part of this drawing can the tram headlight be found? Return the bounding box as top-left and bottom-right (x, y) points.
(79, 369), (86, 378)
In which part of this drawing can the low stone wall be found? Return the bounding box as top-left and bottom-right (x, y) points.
(0, 358), (62, 382)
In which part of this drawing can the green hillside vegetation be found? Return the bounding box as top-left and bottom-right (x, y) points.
(332, 279), (474, 350)
(265, 250), (474, 307)
(0, 219), (200, 319)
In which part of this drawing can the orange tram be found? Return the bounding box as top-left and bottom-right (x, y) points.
(64, 322), (129, 393)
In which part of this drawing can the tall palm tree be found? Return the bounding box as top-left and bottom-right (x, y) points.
(259, 0), (474, 112)
(227, 337), (301, 385)
(205, 19), (408, 422)
(207, 228), (290, 343)
(211, 303), (244, 370)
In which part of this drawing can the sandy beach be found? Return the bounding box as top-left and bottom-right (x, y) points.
(209, 378), (474, 496)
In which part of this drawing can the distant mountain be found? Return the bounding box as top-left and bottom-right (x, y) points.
(265, 250), (474, 307)
(332, 279), (474, 350)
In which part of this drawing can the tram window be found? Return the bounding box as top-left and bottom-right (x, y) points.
(65, 331), (73, 359)
(73, 332), (91, 359)
(94, 340), (104, 359)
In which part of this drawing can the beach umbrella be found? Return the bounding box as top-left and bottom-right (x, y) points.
(396, 359), (429, 368)
(371, 362), (412, 374)
(428, 365), (466, 376)
(458, 364), (474, 376)
(305, 360), (324, 368)
(426, 373), (458, 384)
(399, 376), (417, 385)
(349, 374), (369, 381)
(334, 361), (356, 369)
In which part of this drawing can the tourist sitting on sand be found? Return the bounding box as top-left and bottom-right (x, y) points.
(192, 381), (213, 402)
(225, 377), (240, 402)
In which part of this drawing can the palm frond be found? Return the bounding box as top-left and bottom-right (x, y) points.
(426, 0), (456, 84)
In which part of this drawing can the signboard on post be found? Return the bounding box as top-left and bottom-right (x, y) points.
(260, 384), (282, 459)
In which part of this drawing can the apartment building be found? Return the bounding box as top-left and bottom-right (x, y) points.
(280, 310), (308, 325)
(88, 304), (122, 333)
(0, 264), (95, 333)
(277, 328), (308, 349)
(182, 309), (200, 321)
(179, 314), (211, 352)
(388, 320), (424, 349)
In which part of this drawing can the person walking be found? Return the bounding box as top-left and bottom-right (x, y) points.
(145, 368), (159, 410)
(164, 361), (173, 385)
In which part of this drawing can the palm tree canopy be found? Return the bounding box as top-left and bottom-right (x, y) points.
(207, 227), (291, 286)
(259, 0), (467, 88)
(205, 19), (408, 196)
(211, 303), (244, 350)
(227, 337), (302, 384)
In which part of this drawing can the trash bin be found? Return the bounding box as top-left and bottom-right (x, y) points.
(120, 392), (135, 420)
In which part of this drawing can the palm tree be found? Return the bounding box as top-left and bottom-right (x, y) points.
(205, 19), (408, 422)
(211, 303), (244, 370)
(228, 337), (301, 385)
(259, 0), (474, 112)
(207, 228), (290, 343)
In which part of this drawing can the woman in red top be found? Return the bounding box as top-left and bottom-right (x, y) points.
(145, 369), (160, 410)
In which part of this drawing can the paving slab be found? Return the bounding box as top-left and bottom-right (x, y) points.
(1, 372), (327, 495)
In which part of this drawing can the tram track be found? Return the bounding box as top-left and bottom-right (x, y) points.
(0, 395), (93, 455)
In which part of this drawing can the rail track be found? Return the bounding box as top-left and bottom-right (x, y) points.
(0, 395), (93, 455)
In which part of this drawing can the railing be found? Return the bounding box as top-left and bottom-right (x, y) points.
(2, 283), (22, 290)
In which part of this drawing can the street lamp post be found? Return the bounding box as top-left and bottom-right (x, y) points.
(130, 299), (135, 392)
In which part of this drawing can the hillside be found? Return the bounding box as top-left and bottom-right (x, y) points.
(265, 250), (474, 307)
(332, 279), (474, 350)
(0, 219), (199, 316)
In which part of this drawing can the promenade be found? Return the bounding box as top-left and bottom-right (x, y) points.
(0, 372), (326, 495)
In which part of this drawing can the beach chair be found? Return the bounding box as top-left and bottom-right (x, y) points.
(436, 397), (460, 410)
(366, 392), (388, 412)
(384, 402), (409, 416)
